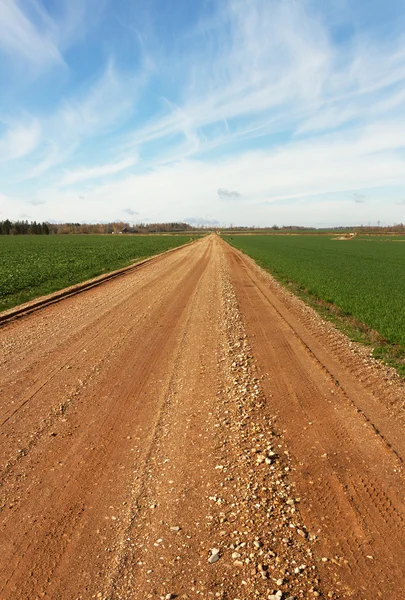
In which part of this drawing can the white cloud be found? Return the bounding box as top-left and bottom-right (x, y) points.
(26, 115), (405, 226)
(25, 61), (148, 178)
(120, 0), (405, 179)
(2, 0), (405, 228)
(0, 0), (64, 70)
(0, 118), (41, 160)
(0, 191), (34, 220)
(121, 0), (333, 163)
(0, 0), (102, 74)
(60, 157), (136, 186)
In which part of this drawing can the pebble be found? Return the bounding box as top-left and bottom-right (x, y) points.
(208, 548), (220, 564)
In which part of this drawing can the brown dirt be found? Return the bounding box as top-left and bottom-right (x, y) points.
(0, 234), (404, 599)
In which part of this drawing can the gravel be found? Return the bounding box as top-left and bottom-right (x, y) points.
(200, 256), (334, 598)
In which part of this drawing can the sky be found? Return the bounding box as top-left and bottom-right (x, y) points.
(1, 0), (405, 227)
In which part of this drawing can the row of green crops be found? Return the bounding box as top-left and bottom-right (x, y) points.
(0, 234), (196, 312)
(224, 235), (405, 350)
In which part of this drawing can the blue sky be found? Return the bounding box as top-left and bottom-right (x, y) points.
(1, 0), (405, 227)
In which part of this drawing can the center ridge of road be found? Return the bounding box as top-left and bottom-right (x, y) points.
(1, 234), (404, 599)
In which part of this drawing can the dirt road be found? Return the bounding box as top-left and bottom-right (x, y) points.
(1, 235), (404, 599)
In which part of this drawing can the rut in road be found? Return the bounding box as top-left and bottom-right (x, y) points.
(1, 238), (216, 598)
(0, 234), (404, 599)
(223, 240), (405, 599)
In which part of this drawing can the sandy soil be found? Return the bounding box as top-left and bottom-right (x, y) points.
(0, 234), (404, 599)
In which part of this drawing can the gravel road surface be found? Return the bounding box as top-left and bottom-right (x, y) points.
(1, 234), (404, 599)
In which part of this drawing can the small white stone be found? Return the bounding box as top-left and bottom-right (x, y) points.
(209, 548), (220, 564)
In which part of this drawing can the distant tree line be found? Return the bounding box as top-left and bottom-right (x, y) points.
(1, 219), (404, 235)
(0, 220), (50, 235)
(0, 220), (196, 235)
(354, 223), (405, 233)
(52, 222), (197, 234)
(222, 224), (405, 233)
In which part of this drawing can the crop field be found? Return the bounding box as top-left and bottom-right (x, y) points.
(224, 234), (405, 368)
(0, 234), (194, 312)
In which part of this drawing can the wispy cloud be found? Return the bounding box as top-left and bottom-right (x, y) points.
(120, 0), (405, 180)
(0, 0), (102, 75)
(2, 0), (405, 227)
(26, 61), (147, 178)
(60, 157), (136, 186)
(0, 117), (41, 160)
(0, 0), (64, 71)
(123, 0), (331, 163)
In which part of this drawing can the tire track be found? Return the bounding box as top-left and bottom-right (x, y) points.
(0, 239), (213, 599)
(224, 240), (405, 598)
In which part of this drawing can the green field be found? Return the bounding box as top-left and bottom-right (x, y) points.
(224, 235), (405, 374)
(0, 234), (195, 312)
